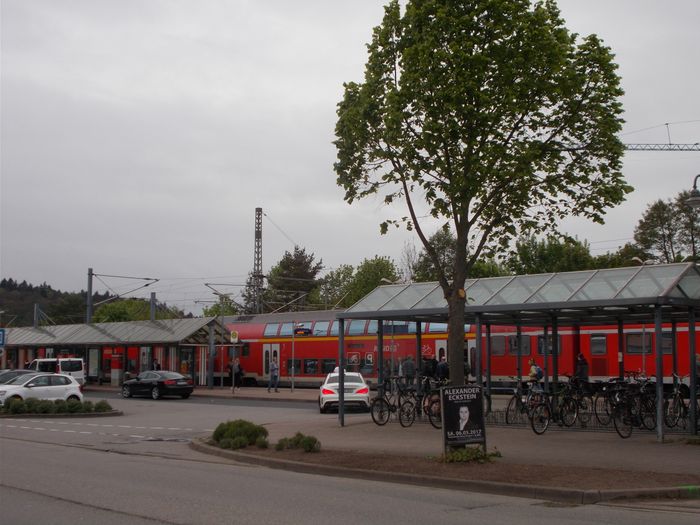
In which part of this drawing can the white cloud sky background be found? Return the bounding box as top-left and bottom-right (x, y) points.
(1, 0), (699, 316)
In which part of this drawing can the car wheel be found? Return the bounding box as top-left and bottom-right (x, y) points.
(151, 386), (161, 400)
(67, 395), (80, 402)
(181, 393), (190, 399)
(319, 402), (327, 414)
(121, 385), (132, 398)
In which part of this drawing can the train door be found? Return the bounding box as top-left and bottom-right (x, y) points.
(263, 343), (280, 381)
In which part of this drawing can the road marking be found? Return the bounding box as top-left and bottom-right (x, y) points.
(79, 431), (91, 434)
(130, 435), (146, 438)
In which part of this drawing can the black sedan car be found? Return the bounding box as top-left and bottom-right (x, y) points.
(0, 369), (35, 385)
(121, 371), (194, 400)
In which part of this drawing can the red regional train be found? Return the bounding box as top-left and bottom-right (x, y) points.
(220, 311), (699, 388)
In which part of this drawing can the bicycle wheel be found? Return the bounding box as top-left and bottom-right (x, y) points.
(594, 393), (613, 426)
(427, 399), (442, 429)
(578, 395), (593, 425)
(370, 398), (391, 426)
(664, 394), (682, 428)
(399, 401), (416, 428)
(640, 397), (656, 431)
(559, 397), (578, 427)
(530, 403), (551, 435)
(613, 404), (633, 438)
(505, 395), (525, 425)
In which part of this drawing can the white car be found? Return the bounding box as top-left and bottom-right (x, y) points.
(0, 373), (83, 406)
(319, 369), (370, 413)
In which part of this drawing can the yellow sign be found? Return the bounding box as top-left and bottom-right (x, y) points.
(230, 330), (239, 343)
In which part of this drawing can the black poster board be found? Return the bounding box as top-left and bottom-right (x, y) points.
(441, 384), (486, 451)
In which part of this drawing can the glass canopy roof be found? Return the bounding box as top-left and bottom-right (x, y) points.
(342, 263), (700, 325)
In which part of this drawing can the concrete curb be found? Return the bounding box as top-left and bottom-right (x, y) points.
(0, 410), (123, 418)
(84, 386), (318, 404)
(190, 438), (700, 504)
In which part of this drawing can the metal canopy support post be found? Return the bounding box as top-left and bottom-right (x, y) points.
(543, 325), (550, 394)
(338, 318), (345, 427)
(475, 314), (483, 389)
(485, 324), (492, 414)
(415, 321), (422, 384)
(516, 325), (522, 382)
(672, 321), (678, 386)
(552, 317), (559, 386)
(690, 308), (697, 436)
(654, 306), (664, 443)
(618, 320), (625, 379)
(377, 321), (384, 387)
(207, 323), (215, 389)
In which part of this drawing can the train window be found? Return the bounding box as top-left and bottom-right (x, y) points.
(590, 335), (607, 355)
(428, 322), (448, 333)
(509, 335), (532, 356)
(264, 324), (280, 337)
(367, 320), (378, 334)
(490, 336), (506, 356)
(312, 321), (329, 336)
(287, 359), (301, 374)
(625, 333), (652, 354)
(330, 321), (340, 336)
(321, 359), (337, 374)
(348, 320), (368, 335)
(279, 323), (294, 337)
(662, 333), (673, 355)
(536, 335), (560, 356)
(303, 359), (319, 374)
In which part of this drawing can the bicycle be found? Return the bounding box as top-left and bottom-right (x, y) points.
(664, 373), (690, 429)
(505, 377), (543, 425)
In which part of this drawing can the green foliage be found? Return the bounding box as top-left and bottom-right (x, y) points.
(508, 236), (594, 274)
(334, 0), (629, 385)
(54, 399), (67, 413)
(212, 420), (269, 447)
(36, 400), (57, 414)
(261, 246), (324, 312)
(274, 432), (321, 453)
(440, 447), (501, 464)
(82, 401), (94, 412)
(309, 264), (356, 309)
(344, 256), (399, 305)
(93, 298), (185, 323)
(66, 399), (84, 413)
(255, 436), (269, 449)
(94, 400), (113, 412)
(202, 296), (240, 317)
(6, 398), (26, 414)
(24, 397), (41, 413)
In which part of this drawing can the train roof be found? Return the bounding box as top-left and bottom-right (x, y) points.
(225, 310), (344, 325)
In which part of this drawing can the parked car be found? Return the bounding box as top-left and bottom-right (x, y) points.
(28, 358), (86, 385)
(318, 368), (370, 413)
(121, 371), (194, 400)
(0, 369), (35, 385)
(0, 373), (83, 406)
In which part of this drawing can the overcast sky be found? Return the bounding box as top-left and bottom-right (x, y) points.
(1, 0), (699, 317)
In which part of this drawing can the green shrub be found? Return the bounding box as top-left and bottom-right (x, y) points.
(213, 420), (268, 447)
(54, 399), (67, 413)
(94, 400), (112, 412)
(66, 399), (83, 413)
(231, 436), (249, 449)
(219, 438), (235, 449)
(6, 398), (26, 414)
(255, 436), (269, 449)
(36, 400), (57, 414)
(82, 401), (94, 413)
(299, 435), (321, 453)
(440, 447), (501, 464)
(24, 397), (41, 413)
(275, 433), (321, 453)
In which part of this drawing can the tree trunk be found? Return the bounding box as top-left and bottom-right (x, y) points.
(447, 291), (466, 385)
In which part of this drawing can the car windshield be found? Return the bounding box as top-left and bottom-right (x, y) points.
(5, 373), (39, 385)
(326, 375), (363, 385)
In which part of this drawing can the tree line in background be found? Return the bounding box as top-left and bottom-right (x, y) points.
(1, 188), (695, 326)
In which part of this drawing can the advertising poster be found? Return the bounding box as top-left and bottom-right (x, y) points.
(441, 385), (486, 450)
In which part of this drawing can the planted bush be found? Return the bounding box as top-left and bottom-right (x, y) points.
(6, 398), (26, 414)
(0, 398), (112, 415)
(94, 400), (113, 412)
(440, 447), (501, 464)
(275, 432), (321, 453)
(212, 419), (268, 449)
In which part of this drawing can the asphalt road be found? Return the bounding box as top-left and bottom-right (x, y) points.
(1, 398), (699, 524)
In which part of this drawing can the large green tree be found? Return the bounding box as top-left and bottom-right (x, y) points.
(508, 235), (594, 274)
(262, 246), (324, 312)
(334, 0), (630, 383)
(309, 264), (356, 309)
(345, 256), (400, 306)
